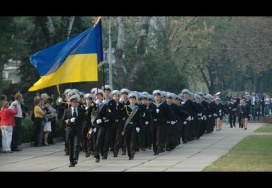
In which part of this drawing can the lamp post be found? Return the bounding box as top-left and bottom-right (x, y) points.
(108, 16), (112, 86)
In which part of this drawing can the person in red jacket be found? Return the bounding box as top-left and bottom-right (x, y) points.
(0, 101), (18, 153)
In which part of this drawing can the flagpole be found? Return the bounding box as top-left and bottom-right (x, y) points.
(108, 16), (112, 86)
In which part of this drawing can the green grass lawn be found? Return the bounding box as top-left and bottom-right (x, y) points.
(255, 123), (272, 132)
(203, 135), (272, 171)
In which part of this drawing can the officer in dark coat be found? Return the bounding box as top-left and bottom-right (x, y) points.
(62, 94), (87, 167)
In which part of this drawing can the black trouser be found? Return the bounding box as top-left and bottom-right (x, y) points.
(12, 117), (22, 149)
(229, 113), (236, 127)
(151, 120), (166, 153)
(238, 114), (243, 128)
(82, 122), (91, 153)
(184, 120), (193, 141)
(48, 120), (56, 144)
(141, 122), (150, 149)
(112, 121), (124, 156)
(206, 116), (214, 133)
(67, 127), (82, 163)
(93, 125), (105, 159)
(166, 123), (178, 150)
(101, 122), (113, 157)
(125, 123), (137, 158)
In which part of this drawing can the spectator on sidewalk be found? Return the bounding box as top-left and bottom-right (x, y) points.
(264, 93), (271, 116)
(0, 100), (18, 153)
(9, 93), (24, 151)
(241, 99), (250, 130)
(33, 96), (46, 147)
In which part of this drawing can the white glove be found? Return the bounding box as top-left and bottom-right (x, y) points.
(95, 99), (100, 105)
(70, 117), (76, 123)
(119, 97), (123, 103)
(219, 109), (222, 113)
(229, 107), (231, 109)
(156, 109), (160, 113)
(184, 121), (187, 125)
(142, 113), (145, 117)
(203, 115), (207, 120)
(145, 121), (149, 125)
(191, 117), (194, 120)
(213, 113), (217, 116)
(96, 119), (102, 124)
(209, 115), (212, 117)
(170, 121), (176, 125)
(93, 128), (97, 133)
(186, 116), (191, 121)
(85, 106), (88, 110)
(136, 127), (140, 132)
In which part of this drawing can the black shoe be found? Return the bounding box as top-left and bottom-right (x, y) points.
(102, 155), (107, 159)
(85, 152), (91, 157)
(69, 162), (75, 167)
(73, 160), (78, 165)
(65, 152), (69, 156)
(229, 126), (233, 128)
(121, 152), (126, 155)
(95, 158), (100, 163)
(129, 156), (134, 160)
(154, 152), (159, 155)
(12, 148), (22, 151)
(166, 148), (171, 151)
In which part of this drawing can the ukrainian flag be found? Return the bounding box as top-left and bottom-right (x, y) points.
(28, 17), (103, 91)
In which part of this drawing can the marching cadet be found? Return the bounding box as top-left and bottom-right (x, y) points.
(122, 92), (143, 160)
(188, 91), (199, 140)
(138, 93), (150, 151)
(62, 93), (87, 167)
(228, 96), (238, 128)
(82, 93), (96, 157)
(146, 94), (153, 150)
(90, 89), (108, 163)
(134, 93), (147, 152)
(214, 97), (222, 131)
(165, 93), (180, 151)
(180, 89), (195, 143)
(193, 94), (206, 138)
(202, 94), (214, 133)
(147, 90), (176, 155)
(79, 92), (85, 105)
(109, 90), (129, 157)
(120, 88), (130, 155)
(100, 84), (115, 159)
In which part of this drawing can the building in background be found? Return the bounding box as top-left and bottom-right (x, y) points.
(3, 59), (21, 84)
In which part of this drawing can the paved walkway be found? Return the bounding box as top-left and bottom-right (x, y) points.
(0, 121), (267, 171)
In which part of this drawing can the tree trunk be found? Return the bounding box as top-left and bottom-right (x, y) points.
(36, 16), (56, 46)
(127, 17), (151, 88)
(61, 16), (75, 40)
(114, 17), (126, 88)
(0, 60), (3, 95)
(255, 74), (263, 93)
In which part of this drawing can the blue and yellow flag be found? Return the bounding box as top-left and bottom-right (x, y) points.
(28, 17), (103, 91)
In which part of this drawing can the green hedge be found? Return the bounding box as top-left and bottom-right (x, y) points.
(0, 118), (63, 147)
